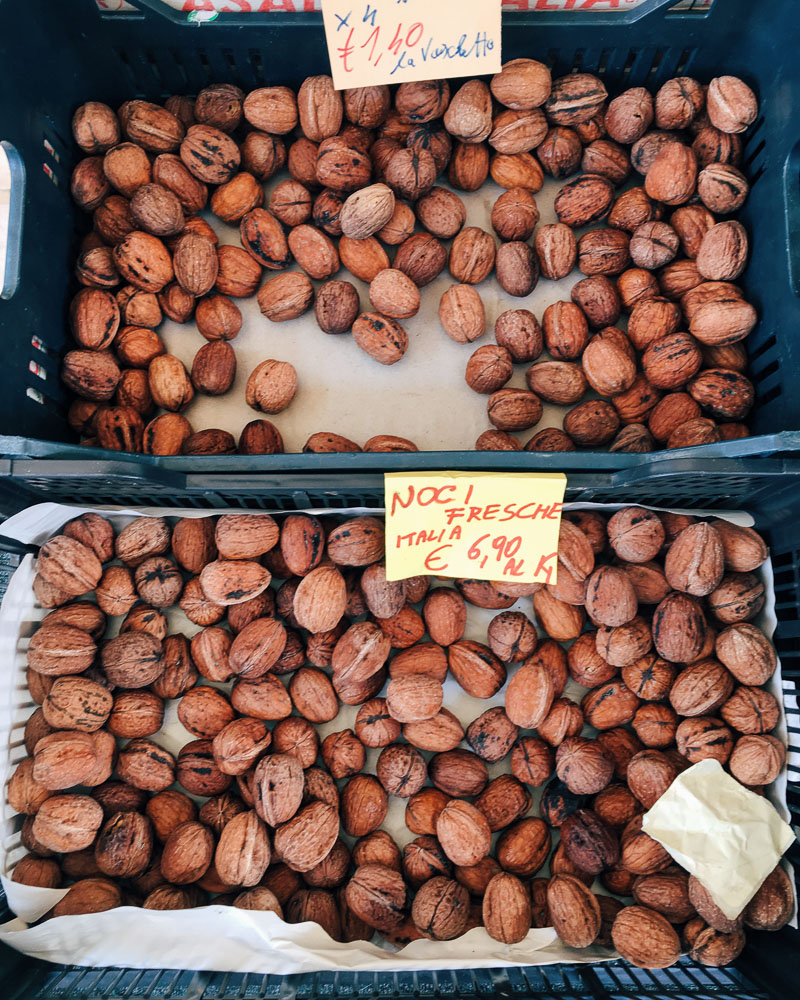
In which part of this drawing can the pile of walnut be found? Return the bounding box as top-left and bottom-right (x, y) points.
(9, 508), (792, 970)
(65, 69), (759, 455)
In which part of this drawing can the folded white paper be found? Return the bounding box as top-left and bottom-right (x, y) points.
(642, 760), (796, 920)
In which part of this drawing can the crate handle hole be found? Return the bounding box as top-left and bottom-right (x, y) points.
(785, 139), (800, 297)
(0, 142), (24, 301)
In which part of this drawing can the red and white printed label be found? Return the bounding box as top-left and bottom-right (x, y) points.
(97, 1), (653, 14)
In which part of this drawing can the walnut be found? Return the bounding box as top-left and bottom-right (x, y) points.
(676, 717), (734, 764)
(581, 139), (631, 186)
(394, 232), (447, 286)
(396, 80), (450, 123)
(340, 775), (388, 838)
(436, 800), (492, 867)
(528, 426), (578, 450)
(612, 905), (680, 968)
(383, 148), (436, 201)
(385, 674), (443, 725)
(711, 520), (769, 572)
(338, 183), (394, 240)
(708, 572), (765, 623)
(630, 222), (680, 269)
(696, 221), (749, 281)
(707, 76), (758, 133)
(606, 88), (654, 143)
(315, 136), (371, 194)
(487, 388), (542, 432)
(490, 108), (548, 154)
(555, 737), (614, 795)
(449, 227), (496, 285)
(128, 183), (184, 240)
(582, 327), (636, 396)
(103, 143), (151, 198)
(744, 866), (793, 931)
(729, 734), (785, 786)
(345, 863), (407, 933)
(438, 283), (486, 344)
(692, 126), (743, 168)
(627, 297), (681, 350)
(537, 126), (582, 177)
(560, 808), (620, 874)
(564, 401), (621, 448)
(570, 275), (620, 330)
(554, 173), (614, 228)
(93, 194), (134, 246)
(73, 102), (121, 154)
(311, 279), (359, 335)
(544, 73), (607, 125)
(645, 142), (697, 205)
(593, 784), (642, 829)
(243, 86), (297, 133)
(547, 874), (601, 948)
(655, 78), (705, 129)
(582, 681), (640, 731)
(295, 75), (342, 142)
(491, 187), (539, 242)
(491, 59), (551, 110)
(339, 234), (389, 282)
(494, 242), (538, 296)
(444, 80), (492, 143)
(475, 430), (521, 451)
(311, 187), (344, 235)
(608, 188), (658, 235)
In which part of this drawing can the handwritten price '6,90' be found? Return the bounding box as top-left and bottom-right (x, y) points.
(332, 3), (495, 77)
(458, 532), (558, 582)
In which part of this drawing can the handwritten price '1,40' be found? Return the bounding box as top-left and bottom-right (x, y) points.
(331, 3), (496, 78)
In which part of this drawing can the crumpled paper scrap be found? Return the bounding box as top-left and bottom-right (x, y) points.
(642, 759), (795, 919)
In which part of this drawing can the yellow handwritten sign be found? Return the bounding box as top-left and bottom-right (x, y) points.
(321, 0), (502, 91)
(384, 471), (567, 584)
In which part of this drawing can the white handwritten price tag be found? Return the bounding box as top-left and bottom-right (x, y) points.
(321, 0), (502, 90)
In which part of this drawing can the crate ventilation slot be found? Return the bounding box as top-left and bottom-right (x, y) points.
(42, 119), (70, 193)
(749, 333), (778, 365)
(31, 334), (59, 360)
(223, 48), (238, 77)
(197, 49), (214, 87)
(621, 49), (637, 85)
(674, 48), (695, 77)
(248, 48), (266, 86)
(25, 387), (44, 406)
(756, 381), (783, 408)
(112, 47), (142, 96)
(746, 129), (767, 187)
(168, 47), (189, 89)
(751, 356), (780, 387)
(645, 50), (665, 87)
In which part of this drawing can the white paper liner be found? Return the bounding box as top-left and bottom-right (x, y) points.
(99, 163), (650, 454)
(0, 501), (794, 972)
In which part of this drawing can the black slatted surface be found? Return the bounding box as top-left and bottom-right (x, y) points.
(0, 959), (767, 1000)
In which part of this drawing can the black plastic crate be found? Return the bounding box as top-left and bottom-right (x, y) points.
(0, 0), (800, 501)
(0, 1), (798, 996)
(0, 486), (798, 1000)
